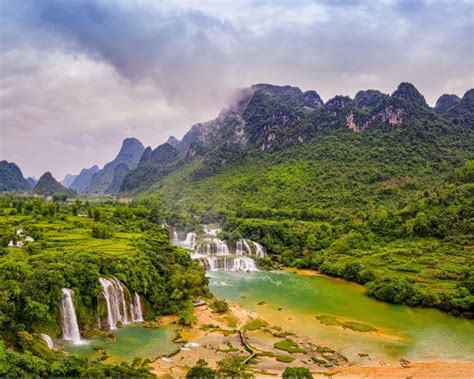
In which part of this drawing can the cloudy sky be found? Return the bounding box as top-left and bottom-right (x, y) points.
(1, 0), (473, 179)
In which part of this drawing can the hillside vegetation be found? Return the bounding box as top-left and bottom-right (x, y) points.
(0, 196), (208, 376)
(128, 83), (474, 316)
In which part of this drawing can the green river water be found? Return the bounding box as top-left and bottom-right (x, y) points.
(65, 324), (179, 361)
(66, 271), (473, 363)
(209, 271), (474, 363)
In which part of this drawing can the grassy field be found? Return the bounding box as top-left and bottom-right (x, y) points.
(1, 210), (141, 258)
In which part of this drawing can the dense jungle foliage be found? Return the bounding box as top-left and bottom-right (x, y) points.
(143, 122), (474, 317)
(0, 196), (209, 376)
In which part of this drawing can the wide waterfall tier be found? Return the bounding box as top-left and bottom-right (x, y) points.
(99, 277), (143, 330)
(60, 288), (82, 344)
(171, 226), (267, 272)
(199, 256), (257, 271)
(191, 237), (261, 272)
(195, 238), (230, 256)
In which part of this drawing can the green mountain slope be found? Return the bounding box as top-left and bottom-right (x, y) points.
(33, 172), (75, 197)
(127, 82), (474, 316)
(0, 161), (31, 192)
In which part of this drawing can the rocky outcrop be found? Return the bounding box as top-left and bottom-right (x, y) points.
(70, 165), (99, 193)
(86, 138), (144, 194)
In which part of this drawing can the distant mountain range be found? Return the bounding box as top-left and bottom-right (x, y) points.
(70, 165), (99, 193)
(1, 82), (473, 198)
(60, 174), (77, 188)
(118, 82), (474, 193)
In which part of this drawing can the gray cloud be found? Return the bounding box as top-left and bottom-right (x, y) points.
(0, 0), (473, 178)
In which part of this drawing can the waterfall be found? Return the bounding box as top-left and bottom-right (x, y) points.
(236, 239), (252, 256)
(133, 292), (144, 322)
(183, 232), (197, 248)
(60, 288), (82, 344)
(252, 241), (267, 258)
(199, 256), (257, 272)
(185, 228), (266, 272)
(40, 333), (55, 350)
(196, 238), (230, 256)
(172, 230), (179, 241)
(99, 277), (144, 329)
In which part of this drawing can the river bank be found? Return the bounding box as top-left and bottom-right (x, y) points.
(151, 302), (474, 378)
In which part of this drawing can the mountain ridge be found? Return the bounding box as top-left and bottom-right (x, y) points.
(120, 82), (473, 193)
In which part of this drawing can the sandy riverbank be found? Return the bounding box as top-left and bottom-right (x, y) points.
(323, 360), (474, 378)
(151, 304), (474, 378)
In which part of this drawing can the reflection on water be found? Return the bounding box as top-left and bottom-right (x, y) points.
(208, 271), (474, 363)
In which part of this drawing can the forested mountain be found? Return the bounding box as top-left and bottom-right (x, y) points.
(122, 82), (473, 195)
(119, 82), (474, 315)
(0, 160), (31, 192)
(33, 172), (75, 197)
(86, 138), (144, 194)
(69, 165), (99, 193)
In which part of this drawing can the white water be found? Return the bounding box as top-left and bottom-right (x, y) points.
(60, 288), (82, 344)
(171, 226), (267, 272)
(196, 238), (230, 256)
(99, 277), (144, 330)
(133, 292), (144, 322)
(253, 241), (266, 258)
(40, 333), (55, 350)
(183, 232), (197, 248)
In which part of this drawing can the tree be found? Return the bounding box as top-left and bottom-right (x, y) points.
(216, 356), (254, 379)
(186, 359), (216, 379)
(282, 367), (313, 379)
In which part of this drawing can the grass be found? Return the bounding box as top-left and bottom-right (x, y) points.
(243, 319), (268, 331)
(223, 315), (238, 328)
(1, 213), (140, 258)
(315, 315), (341, 326)
(315, 315), (376, 332)
(273, 339), (306, 354)
(342, 321), (376, 332)
(275, 355), (295, 363)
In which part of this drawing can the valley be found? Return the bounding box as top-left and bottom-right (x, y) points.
(1, 83), (473, 378)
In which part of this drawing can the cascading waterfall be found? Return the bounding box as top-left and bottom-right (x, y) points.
(99, 277), (144, 330)
(133, 292), (144, 322)
(196, 238), (230, 256)
(193, 237), (261, 272)
(183, 232), (197, 249)
(60, 288), (82, 344)
(236, 239), (252, 256)
(253, 241), (267, 259)
(40, 333), (55, 350)
(172, 226), (267, 272)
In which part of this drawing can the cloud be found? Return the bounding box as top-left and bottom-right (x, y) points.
(0, 0), (473, 178)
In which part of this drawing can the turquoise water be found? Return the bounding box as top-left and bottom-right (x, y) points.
(64, 324), (179, 361)
(208, 271), (474, 363)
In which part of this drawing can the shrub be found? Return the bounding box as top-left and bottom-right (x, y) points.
(209, 299), (229, 314)
(283, 367), (313, 378)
